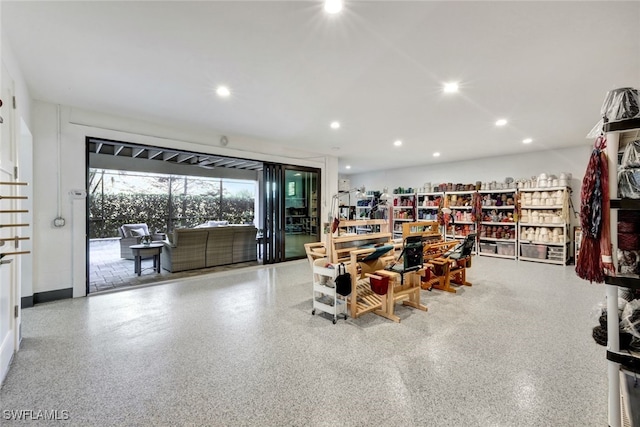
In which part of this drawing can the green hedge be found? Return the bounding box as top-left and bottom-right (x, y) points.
(89, 193), (254, 238)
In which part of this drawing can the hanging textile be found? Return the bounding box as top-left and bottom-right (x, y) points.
(576, 136), (614, 283)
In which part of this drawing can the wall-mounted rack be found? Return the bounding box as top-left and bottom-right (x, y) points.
(0, 251), (30, 259)
(0, 181), (31, 265)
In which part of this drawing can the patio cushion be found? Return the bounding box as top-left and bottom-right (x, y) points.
(129, 227), (147, 237)
(121, 223), (150, 238)
(162, 225), (257, 272)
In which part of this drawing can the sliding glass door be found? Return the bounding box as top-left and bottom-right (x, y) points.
(262, 164), (320, 263)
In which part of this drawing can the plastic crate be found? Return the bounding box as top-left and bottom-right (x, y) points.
(480, 242), (497, 254)
(521, 243), (547, 259)
(496, 242), (515, 256)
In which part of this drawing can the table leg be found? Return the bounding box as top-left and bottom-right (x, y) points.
(135, 255), (141, 276)
(155, 254), (161, 273)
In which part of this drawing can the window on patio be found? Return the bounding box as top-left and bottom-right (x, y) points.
(89, 169), (257, 238)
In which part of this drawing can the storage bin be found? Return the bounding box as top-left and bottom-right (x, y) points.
(521, 243), (547, 259)
(619, 233), (640, 251)
(621, 369), (640, 426)
(618, 222), (637, 233)
(618, 168), (640, 199)
(496, 242), (515, 256)
(547, 254), (565, 262)
(480, 242), (497, 254)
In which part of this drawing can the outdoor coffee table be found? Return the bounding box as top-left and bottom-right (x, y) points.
(129, 243), (164, 276)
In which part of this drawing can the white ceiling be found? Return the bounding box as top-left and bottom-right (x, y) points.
(3, 1), (639, 174)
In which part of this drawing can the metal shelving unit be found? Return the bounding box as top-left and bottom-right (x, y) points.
(416, 192), (443, 222)
(443, 191), (477, 246)
(602, 119), (640, 427)
(478, 189), (518, 259)
(391, 193), (415, 239)
(518, 186), (571, 265)
(355, 194), (374, 220)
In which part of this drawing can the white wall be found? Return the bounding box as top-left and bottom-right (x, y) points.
(1, 37), (31, 130)
(32, 101), (339, 297)
(345, 145), (593, 228)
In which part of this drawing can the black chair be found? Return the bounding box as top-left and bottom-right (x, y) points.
(443, 233), (476, 260)
(386, 236), (424, 284)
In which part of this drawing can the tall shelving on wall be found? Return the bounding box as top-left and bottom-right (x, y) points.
(285, 196), (307, 234)
(518, 186), (571, 265)
(355, 192), (374, 220)
(444, 190), (477, 243)
(391, 192), (415, 239)
(309, 189), (318, 235)
(416, 191), (443, 222)
(416, 191), (444, 239)
(478, 189), (518, 259)
(601, 117), (640, 427)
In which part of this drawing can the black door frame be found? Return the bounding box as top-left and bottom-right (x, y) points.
(262, 163), (321, 264)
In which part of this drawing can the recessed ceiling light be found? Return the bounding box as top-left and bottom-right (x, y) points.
(393, 140), (402, 147)
(495, 119), (508, 127)
(216, 86), (231, 97)
(433, 152), (441, 157)
(522, 138), (533, 144)
(443, 82), (459, 93)
(324, 0), (343, 14)
(345, 165), (351, 169)
(330, 121), (340, 129)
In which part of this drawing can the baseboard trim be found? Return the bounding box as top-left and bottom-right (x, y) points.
(33, 288), (73, 305)
(21, 296), (34, 308)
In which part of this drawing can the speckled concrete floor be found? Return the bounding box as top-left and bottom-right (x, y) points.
(1, 257), (607, 426)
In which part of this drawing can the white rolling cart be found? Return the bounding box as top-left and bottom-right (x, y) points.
(311, 259), (347, 324)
